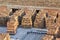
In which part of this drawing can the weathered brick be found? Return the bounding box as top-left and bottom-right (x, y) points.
(42, 35), (54, 40)
(21, 15), (32, 28)
(34, 11), (46, 28)
(0, 33), (10, 40)
(7, 15), (19, 34)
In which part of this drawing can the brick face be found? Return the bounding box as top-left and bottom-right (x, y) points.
(0, 0), (60, 8)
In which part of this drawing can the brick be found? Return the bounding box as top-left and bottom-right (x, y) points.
(43, 9), (58, 18)
(45, 17), (56, 28)
(56, 18), (60, 24)
(0, 6), (12, 17)
(47, 24), (59, 35)
(0, 33), (10, 40)
(34, 11), (46, 28)
(42, 35), (54, 40)
(7, 15), (19, 34)
(24, 8), (36, 16)
(13, 9), (24, 16)
(21, 15), (32, 28)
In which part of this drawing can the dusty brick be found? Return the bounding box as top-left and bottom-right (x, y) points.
(0, 33), (10, 40)
(42, 35), (54, 40)
(7, 15), (19, 34)
(21, 15), (32, 28)
(34, 11), (46, 28)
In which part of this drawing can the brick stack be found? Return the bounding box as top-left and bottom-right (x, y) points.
(56, 18), (60, 37)
(44, 9), (58, 18)
(21, 15), (32, 28)
(45, 17), (56, 28)
(21, 8), (36, 28)
(7, 15), (19, 34)
(13, 9), (25, 26)
(24, 8), (35, 16)
(0, 33), (10, 40)
(13, 9), (24, 16)
(34, 11), (46, 28)
(0, 6), (12, 26)
(3, 0), (60, 8)
(42, 35), (54, 40)
(42, 9), (60, 40)
(47, 24), (59, 35)
(0, 6), (12, 17)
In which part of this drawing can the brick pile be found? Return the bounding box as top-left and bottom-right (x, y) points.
(42, 35), (54, 40)
(7, 15), (19, 34)
(13, 9), (24, 16)
(0, 6), (12, 26)
(21, 15), (32, 28)
(21, 8), (36, 28)
(45, 17), (56, 28)
(34, 11), (46, 28)
(1, 0), (60, 8)
(42, 9), (60, 40)
(44, 9), (58, 18)
(0, 33), (10, 40)
(0, 6), (12, 17)
(24, 8), (36, 16)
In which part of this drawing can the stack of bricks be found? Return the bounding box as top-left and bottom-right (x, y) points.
(12, 9), (25, 26)
(0, 6), (12, 26)
(47, 24), (59, 35)
(21, 15), (32, 28)
(42, 35), (54, 40)
(42, 9), (60, 40)
(24, 8), (35, 16)
(34, 10), (46, 28)
(45, 16), (56, 28)
(56, 17), (60, 37)
(7, 15), (19, 34)
(42, 23), (60, 40)
(44, 9), (58, 18)
(21, 8), (36, 28)
(0, 33), (10, 40)
(13, 9), (24, 16)
(2, 0), (60, 8)
(0, 6), (12, 17)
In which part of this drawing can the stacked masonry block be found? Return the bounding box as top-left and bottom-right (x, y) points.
(56, 18), (60, 37)
(24, 8), (35, 16)
(0, 6), (12, 26)
(24, 8), (36, 27)
(7, 15), (19, 34)
(42, 35), (54, 40)
(44, 9), (58, 18)
(47, 24), (59, 35)
(13, 9), (24, 16)
(2, 0), (60, 8)
(34, 11), (46, 28)
(13, 9), (24, 26)
(21, 15), (32, 28)
(21, 9), (36, 28)
(0, 6), (12, 17)
(0, 33), (10, 40)
(43, 9), (60, 40)
(45, 17), (56, 28)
